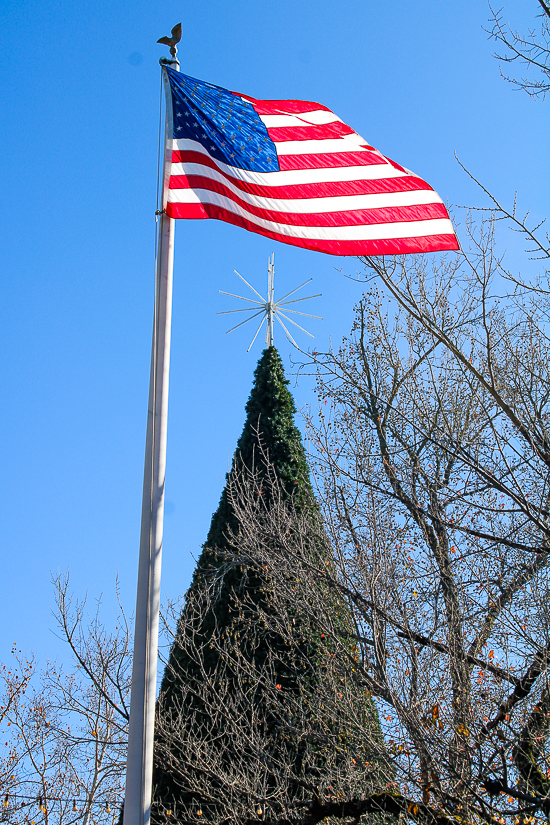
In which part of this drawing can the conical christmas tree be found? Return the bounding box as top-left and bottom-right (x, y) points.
(151, 347), (385, 823)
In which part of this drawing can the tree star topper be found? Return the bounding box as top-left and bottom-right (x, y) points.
(218, 254), (322, 351)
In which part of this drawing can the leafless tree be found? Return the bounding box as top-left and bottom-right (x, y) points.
(188, 211), (550, 825)
(0, 574), (130, 824)
(489, 0), (550, 97)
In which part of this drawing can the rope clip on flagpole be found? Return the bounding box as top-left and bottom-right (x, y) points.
(122, 26), (181, 825)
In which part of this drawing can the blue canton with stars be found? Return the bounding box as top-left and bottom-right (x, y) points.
(166, 68), (280, 173)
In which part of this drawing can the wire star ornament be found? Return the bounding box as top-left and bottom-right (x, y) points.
(218, 253), (322, 351)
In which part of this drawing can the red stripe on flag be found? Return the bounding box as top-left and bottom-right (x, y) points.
(169, 169), (434, 200)
(168, 176), (448, 227)
(235, 95), (333, 115)
(165, 201), (459, 255)
(171, 148), (387, 171)
(265, 122), (355, 142)
(277, 152), (390, 170)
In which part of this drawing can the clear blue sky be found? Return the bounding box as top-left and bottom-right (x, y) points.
(0, 0), (547, 663)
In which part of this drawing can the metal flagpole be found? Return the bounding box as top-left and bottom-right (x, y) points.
(123, 30), (180, 825)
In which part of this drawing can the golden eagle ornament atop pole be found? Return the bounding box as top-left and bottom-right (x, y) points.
(157, 23), (182, 58)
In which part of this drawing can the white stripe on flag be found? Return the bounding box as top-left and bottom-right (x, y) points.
(273, 136), (375, 155)
(259, 111), (345, 127)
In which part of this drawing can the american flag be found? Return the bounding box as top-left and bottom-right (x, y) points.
(164, 68), (459, 257)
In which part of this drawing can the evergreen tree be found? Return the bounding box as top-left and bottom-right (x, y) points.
(151, 347), (386, 824)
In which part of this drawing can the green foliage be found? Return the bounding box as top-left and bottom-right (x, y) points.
(201, 344), (315, 554)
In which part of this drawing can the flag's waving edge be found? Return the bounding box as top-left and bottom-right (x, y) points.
(163, 68), (460, 257)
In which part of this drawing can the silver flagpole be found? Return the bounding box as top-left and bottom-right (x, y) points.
(123, 31), (180, 825)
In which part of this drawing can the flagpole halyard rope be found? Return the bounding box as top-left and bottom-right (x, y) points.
(156, 68), (164, 218)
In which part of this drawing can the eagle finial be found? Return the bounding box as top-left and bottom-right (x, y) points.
(157, 23), (182, 58)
